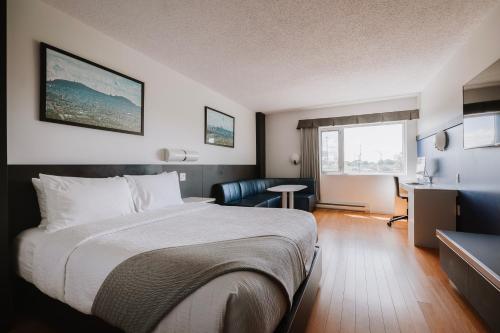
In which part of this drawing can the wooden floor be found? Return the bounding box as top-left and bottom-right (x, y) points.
(305, 209), (490, 333)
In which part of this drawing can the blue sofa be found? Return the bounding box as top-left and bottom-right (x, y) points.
(212, 178), (316, 212)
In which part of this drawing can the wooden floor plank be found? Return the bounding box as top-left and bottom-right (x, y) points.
(339, 226), (356, 333)
(362, 234), (386, 333)
(372, 250), (401, 333)
(324, 251), (348, 333)
(385, 252), (430, 333)
(353, 221), (370, 333)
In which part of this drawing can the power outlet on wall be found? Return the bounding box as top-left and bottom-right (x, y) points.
(179, 173), (187, 182)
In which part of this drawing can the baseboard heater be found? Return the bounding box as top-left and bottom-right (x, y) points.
(316, 202), (369, 212)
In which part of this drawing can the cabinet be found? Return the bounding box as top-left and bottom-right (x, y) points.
(437, 230), (500, 332)
(401, 183), (457, 248)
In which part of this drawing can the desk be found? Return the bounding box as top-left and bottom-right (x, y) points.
(400, 183), (458, 248)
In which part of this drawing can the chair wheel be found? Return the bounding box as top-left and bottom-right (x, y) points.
(387, 221), (392, 227)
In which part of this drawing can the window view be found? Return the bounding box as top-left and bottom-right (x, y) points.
(344, 123), (404, 174)
(321, 130), (339, 172)
(321, 123), (405, 175)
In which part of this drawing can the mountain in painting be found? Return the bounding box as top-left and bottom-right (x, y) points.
(45, 79), (141, 132)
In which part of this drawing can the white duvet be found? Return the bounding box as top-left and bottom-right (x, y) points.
(32, 203), (317, 317)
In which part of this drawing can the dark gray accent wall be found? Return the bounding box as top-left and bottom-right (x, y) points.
(1, 0), (9, 329)
(417, 124), (500, 235)
(256, 112), (266, 178)
(8, 164), (257, 240)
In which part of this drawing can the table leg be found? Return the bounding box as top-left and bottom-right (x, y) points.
(281, 192), (288, 208)
(289, 191), (294, 209)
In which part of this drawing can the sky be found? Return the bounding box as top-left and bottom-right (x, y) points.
(207, 109), (233, 131)
(322, 123), (403, 163)
(343, 123), (403, 162)
(46, 48), (142, 106)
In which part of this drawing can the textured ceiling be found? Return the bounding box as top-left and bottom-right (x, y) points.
(42, 0), (499, 112)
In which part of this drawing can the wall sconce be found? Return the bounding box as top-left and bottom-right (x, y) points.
(164, 148), (199, 162)
(290, 153), (300, 165)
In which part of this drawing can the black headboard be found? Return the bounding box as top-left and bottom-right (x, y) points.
(8, 164), (256, 240)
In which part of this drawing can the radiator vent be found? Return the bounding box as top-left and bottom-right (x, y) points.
(316, 202), (369, 212)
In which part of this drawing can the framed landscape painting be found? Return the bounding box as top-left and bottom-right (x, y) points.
(204, 106), (234, 148)
(40, 43), (144, 135)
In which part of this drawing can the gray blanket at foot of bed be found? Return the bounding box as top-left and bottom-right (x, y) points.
(91, 235), (306, 333)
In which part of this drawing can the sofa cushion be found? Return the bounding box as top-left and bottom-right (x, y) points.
(294, 193), (316, 212)
(239, 180), (257, 198)
(226, 193), (281, 208)
(263, 178), (278, 189)
(267, 195), (282, 208)
(239, 179), (268, 198)
(236, 193), (281, 207)
(213, 182), (241, 204)
(253, 193), (281, 205)
(227, 198), (266, 207)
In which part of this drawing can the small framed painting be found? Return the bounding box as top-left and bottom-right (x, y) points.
(204, 106), (235, 148)
(40, 43), (144, 135)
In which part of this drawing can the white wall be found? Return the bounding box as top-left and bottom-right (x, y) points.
(266, 96), (419, 214)
(419, 3), (500, 135)
(7, 0), (255, 165)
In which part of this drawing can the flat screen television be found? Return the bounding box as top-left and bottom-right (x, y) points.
(463, 58), (500, 149)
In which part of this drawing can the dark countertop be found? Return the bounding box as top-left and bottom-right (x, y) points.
(437, 230), (500, 287)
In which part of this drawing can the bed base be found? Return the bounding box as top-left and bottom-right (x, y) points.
(13, 246), (321, 333)
(276, 245), (322, 333)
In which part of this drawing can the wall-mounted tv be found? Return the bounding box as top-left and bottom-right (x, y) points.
(463, 58), (500, 149)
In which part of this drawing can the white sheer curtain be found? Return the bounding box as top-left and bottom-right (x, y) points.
(300, 128), (320, 200)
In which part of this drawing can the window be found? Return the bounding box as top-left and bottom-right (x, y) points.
(320, 122), (405, 175)
(321, 130), (340, 172)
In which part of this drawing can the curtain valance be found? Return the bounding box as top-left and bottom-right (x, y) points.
(296, 109), (419, 129)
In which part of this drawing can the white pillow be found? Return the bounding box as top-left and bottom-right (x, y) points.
(39, 174), (135, 232)
(124, 171), (183, 212)
(32, 178), (48, 228)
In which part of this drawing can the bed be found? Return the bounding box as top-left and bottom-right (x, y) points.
(9, 165), (321, 333)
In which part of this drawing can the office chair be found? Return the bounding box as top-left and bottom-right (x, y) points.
(387, 176), (408, 227)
